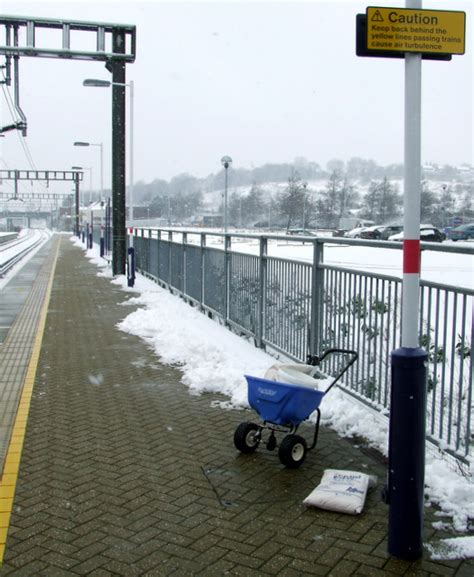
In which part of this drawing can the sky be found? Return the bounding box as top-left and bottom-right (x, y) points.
(0, 0), (472, 192)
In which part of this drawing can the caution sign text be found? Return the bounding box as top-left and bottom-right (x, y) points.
(366, 7), (465, 55)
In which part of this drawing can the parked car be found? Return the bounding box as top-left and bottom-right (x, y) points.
(359, 225), (386, 239)
(344, 226), (367, 238)
(388, 226), (445, 243)
(287, 228), (316, 236)
(447, 223), (474, 241)
(350, 224), (403, 240)
(379, 225), (403, 240)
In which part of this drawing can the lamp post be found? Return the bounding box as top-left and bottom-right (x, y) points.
(69, 165), (83, 237)
(71, 165), (93, 204)
(73, 141), (103, 201)
(302, 181), (308, 229)
(83, 78), (134, 226)
(220, 155), (232, 234)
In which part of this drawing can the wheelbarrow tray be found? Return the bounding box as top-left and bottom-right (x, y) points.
(245, 374), (324, 427)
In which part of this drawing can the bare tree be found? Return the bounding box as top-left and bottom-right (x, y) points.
(278, 170), (306, 230)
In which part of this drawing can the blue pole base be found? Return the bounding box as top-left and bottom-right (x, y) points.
(387, 347), (428, 560)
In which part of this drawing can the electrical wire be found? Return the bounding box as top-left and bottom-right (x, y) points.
(1, 78), (36, 171)
(1, 68), (49, 192)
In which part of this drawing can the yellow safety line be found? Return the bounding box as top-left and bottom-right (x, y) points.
(0, 237), (61, 563)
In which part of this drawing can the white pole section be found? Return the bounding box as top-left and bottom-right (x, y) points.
(99, 143), (104, 202)
(129, 80), (134, 225)
(402, 0), (422, 348)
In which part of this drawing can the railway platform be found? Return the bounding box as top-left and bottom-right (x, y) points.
(0, 234), (472, 576)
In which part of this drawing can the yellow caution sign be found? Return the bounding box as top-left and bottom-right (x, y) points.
(366, 7), (465, 55)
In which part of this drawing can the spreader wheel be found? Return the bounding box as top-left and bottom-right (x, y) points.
(234, 422), (261, 454)
(278, 434), (307, 468)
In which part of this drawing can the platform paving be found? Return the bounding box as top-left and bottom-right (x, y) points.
(0, 235), (472, 576)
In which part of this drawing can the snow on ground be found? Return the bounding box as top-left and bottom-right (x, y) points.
(151, 231), (473, 289)
(427, 536), (474, 560)
(73, 236), (474, 548)
(223, 236), (473, 289)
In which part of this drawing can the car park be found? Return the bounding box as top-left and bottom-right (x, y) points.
(447, 223), (474, 241)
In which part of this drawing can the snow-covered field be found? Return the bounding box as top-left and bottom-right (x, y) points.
(71, 235), (474, 560)
(142, 229), (473, 289)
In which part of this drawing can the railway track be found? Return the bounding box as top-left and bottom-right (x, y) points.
(0, 230), (50, 277)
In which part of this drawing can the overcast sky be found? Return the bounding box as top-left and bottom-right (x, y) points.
(0, 0), (472, 192)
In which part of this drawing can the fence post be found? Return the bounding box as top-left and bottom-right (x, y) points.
(157, 229), (161, 282)
(146, 229), (150, 274)
(224, 234), (231, 324)
(199, 233), (206, 311)
(310, 239), (324, 357)
(182, 232), (187, 296)
(256, 236), (267, 349)
(100, 224), (105, 257)
(168, 230), (172, 287)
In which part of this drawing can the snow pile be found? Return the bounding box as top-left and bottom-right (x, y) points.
(117, 287), (273, 406)
(72, 236), (474, 539)
(425, 456), (474, 533)
(427, 536), (474, 560)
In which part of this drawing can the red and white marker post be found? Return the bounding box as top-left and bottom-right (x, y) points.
(387, 0), (428, 561)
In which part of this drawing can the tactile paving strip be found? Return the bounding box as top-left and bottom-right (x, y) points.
(0, 236), (59, 472)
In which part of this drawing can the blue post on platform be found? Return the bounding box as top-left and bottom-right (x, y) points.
(387, 347), (428, 560)
(127, 246), (135, 287)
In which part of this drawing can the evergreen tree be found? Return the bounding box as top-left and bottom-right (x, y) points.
(244, 183), (266, 224)
(361, 177), (400, 223)
(361, 180), (380, 220)
(377, 177), (401, 222)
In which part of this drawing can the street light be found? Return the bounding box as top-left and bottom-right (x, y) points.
(71, 165), (93, 204)
(220, 155), (232, 233)
(83, 78), (134, 225)
(73, 141), (103, 201)
(302, 181), (308, 229)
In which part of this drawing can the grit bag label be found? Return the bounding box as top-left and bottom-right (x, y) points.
(366, 7), (465, 55)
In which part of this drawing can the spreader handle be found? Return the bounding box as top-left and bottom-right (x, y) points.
(306, 349), (358, 395)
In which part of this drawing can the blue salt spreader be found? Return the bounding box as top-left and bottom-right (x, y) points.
(234, 349), (358, 468)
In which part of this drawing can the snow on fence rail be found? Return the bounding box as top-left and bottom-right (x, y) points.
(124, 228), (473, 463)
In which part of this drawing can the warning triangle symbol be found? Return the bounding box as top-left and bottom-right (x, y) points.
(371, 10), (384, 22)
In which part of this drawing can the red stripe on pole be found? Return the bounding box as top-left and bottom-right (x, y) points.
(403, 239), (421, 273)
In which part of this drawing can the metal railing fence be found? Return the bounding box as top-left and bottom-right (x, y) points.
(130, 228), (473, 463)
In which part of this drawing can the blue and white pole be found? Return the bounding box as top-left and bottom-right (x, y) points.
(127, 227), (135, 287)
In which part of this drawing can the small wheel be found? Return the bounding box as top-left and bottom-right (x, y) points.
(266, 432), (277, 451)
(234, 422), (260, 454)
(278, 434), (307, 468)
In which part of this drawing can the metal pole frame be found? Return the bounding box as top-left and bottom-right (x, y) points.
(111, 28), (127, 276)
(75, 172), (80, 236)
